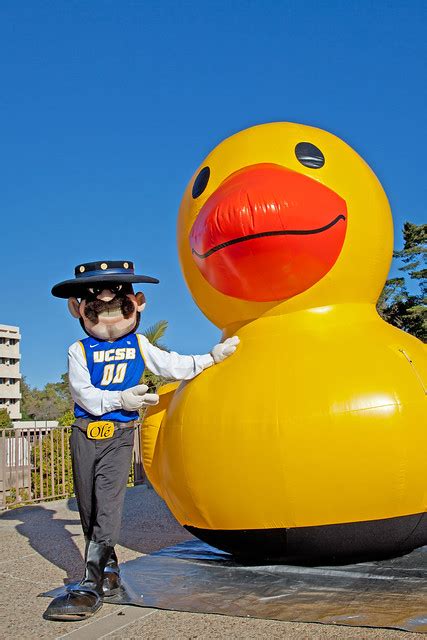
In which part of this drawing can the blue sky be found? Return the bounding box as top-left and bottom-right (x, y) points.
(0, 0), (425, 388)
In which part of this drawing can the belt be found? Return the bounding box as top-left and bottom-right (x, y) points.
(72, 418), (137, 431)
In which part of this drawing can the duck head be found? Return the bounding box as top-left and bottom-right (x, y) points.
(178, 123), (393, 330)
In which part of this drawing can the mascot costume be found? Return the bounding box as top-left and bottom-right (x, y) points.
(45, 260), (238, 621)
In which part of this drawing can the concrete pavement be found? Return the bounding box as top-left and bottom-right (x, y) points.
(0, 485), (422, 639)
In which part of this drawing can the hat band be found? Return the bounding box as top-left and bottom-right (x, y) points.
(76, 267), (134, 278)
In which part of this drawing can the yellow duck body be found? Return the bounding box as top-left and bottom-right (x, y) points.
(143, 123), (426, 560)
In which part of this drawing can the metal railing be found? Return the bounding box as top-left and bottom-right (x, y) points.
(0, 424), (145, 510)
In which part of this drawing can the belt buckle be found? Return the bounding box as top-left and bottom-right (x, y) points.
(87, 421), (115, 440)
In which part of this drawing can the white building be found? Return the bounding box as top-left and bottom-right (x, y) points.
(0, 324), (22, 420)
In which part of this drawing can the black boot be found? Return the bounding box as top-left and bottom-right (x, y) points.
(44, 541), (113, 621)
(84, 539), (121, 595)
(103, 547), (122, 597)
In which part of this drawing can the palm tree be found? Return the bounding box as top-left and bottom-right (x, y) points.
(142, 320), (168, 349)
(141, 320), (170, 391)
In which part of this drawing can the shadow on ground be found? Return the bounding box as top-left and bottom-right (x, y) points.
(0, 485), (191, 579)
(1, 499), (82, 582)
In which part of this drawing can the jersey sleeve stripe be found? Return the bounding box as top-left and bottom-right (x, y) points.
(136, 334), (146, 363)
(78, 340), (87, 362)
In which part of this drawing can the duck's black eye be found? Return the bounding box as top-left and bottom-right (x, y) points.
(192, 166), (210, 198)
(295, 142), (325, 169)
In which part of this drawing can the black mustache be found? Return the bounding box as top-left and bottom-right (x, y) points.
(84, 295), (135, 324)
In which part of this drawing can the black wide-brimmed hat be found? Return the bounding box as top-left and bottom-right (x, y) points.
(51, 260), (159, 298)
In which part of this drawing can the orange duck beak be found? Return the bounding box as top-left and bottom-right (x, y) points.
(190, 163), (347, 302)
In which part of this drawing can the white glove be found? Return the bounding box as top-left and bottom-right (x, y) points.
(120, 384), (159, 411)
(211, 336), (240, 364)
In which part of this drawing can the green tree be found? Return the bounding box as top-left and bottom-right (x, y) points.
(141, 320), (171, 391)
(58, 408), (75, 426)
(20, 376), (34, 420)
(21, 373), (73, 421)
(378, 222), (426, 341)
(0, 408), (12, 429)
(142, 320), (169, 349)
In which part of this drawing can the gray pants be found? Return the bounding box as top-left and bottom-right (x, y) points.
(70, 426), (135, 547)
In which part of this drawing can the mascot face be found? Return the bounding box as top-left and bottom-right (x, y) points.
(68, 284), (146, 340)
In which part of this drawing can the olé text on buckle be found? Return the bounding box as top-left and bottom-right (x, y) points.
(87, 421), (115, 440)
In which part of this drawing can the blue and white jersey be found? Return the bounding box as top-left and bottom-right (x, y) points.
(74, 333), (145, 422)
(68, 332), (214, 423)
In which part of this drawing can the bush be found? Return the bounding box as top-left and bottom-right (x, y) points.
(0, 409), (12, 429)
(31, 429), (73, 500)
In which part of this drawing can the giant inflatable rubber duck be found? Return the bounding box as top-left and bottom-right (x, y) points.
(142, 122), (426, 560)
